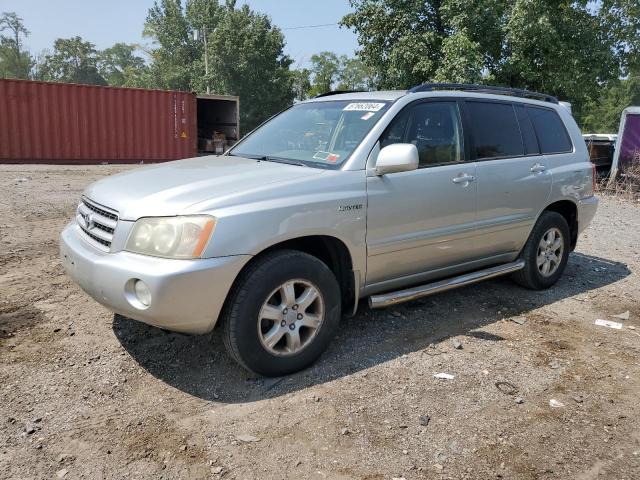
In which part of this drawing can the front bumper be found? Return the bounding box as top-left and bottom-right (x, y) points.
(60, 222), (250, 334)
(577, 195), (599, 235)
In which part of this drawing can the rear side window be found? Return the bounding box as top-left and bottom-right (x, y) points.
(527, 106), (573, 154)
(514, 104), (540, 155)
(466, 102), (524, 159)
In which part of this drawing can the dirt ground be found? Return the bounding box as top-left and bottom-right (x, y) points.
(1, 164), (639, 480)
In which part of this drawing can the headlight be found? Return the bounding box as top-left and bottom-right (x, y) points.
(125, 216), (216, 259)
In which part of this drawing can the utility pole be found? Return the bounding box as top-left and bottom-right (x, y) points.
(194, 26), (211, 95)
(203, 26), (210, 94)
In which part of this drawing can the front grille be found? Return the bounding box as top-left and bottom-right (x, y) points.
(76, 197), (119, 251)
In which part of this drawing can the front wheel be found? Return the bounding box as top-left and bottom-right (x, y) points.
(221, 250), (341, 376)
(512, 211), (571, 290)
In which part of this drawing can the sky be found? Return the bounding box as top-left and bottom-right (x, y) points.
(0, 0), (359, 67)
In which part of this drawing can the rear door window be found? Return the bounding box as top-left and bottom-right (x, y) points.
(465, 101), (524, 160)
(526, 106), (573, 154)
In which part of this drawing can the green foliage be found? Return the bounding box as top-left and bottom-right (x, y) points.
(37, 36), (107, 85)
(582, 73), (640, 133)
(143, 0), (294, 132)
(98, 43), (147, 87)
(341, 0), (640, 127)
(306, 51), (374, 97)
(204, 2), (294, 132)
(291, 68), (311, 101)
(0, 12), (32, 79)
(336, 56), (375, 91)
(309, 51), (340, 96)
(432, 32), (483, 84)
(143, 0), (200, 90)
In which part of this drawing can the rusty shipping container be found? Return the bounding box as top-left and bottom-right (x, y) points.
(0, 79), (239, 164)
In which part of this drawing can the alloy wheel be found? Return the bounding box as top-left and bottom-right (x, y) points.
(537, 227), (564, 277)
(257, 279), (325, 356)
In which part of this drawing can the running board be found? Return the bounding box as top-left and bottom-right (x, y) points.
(368, 260), (525, 309)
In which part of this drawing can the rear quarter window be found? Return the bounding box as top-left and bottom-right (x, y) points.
(527, 106), (573, 154)
(465, 101), (524, 160)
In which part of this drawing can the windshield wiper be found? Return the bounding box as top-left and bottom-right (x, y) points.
(264, 156), (308, 167)
(229, 152), (308, 167)
(228, 152), (265, 160)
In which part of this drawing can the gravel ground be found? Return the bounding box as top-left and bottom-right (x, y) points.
(1, 164), (639, 480)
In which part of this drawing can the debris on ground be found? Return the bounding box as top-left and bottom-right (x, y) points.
(549, 399), (565, 408)
(613, 311), (630, 320)
(419, 415), (431, 426)
(236, 434), (260, 443)
(512, 316), (527, 325)
(595, 319), (623, 329)
(433, 373), (455, 380)
(452, 339), (463, 349)
(548, 359), (562, 369)
(515, 397), (524, 404)
(495, 381), (519, 396)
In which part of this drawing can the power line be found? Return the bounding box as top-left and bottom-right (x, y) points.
(282, 23), (339, 30)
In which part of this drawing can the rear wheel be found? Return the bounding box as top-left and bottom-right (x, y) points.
(221, 250), (341, 376)
(512, 211), (570, 290)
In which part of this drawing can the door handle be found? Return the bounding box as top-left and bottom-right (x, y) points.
(531, 163), (547, 173)
(452, 174), (475, 184)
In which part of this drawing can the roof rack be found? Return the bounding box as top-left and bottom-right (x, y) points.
(408, 83), (559, 104)
(315, 90), (364, 98)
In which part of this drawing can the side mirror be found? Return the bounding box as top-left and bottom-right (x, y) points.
(375, 143), (419, 175)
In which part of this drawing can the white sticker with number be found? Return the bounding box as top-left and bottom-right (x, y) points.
(343, 102), (386, 112)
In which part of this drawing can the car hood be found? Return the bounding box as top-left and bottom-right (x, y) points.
(84, 155), (326, 220)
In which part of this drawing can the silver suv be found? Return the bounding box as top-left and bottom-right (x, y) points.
(60, 84), (598, 376)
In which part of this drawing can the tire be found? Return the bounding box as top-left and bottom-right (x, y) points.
(221, 249), (341, 376)
(512, 211), (571, 290)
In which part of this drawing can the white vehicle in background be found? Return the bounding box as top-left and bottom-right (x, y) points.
(584, 133), (617, 177)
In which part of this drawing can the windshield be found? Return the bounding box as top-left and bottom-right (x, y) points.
(229, 100), (390, 168)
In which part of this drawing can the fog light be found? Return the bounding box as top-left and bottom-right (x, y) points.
(134, 280), (151, 307)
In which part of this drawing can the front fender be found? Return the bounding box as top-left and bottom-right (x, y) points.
(200, 170), (368, 276)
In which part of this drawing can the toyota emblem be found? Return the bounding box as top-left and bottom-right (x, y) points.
(84, 213), (94, 230)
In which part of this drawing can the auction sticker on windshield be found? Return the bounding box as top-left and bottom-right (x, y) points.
(343, 102), (386, 112)
(313, 151), (340, 162)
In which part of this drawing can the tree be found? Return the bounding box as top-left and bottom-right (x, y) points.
(143, 0), (201, 90)
(582, 69), (640, 133)
(143, 0), (294, 132)
(341, 0), (640, 126)
(291, 68), (311, 101)
(308, 51), (340, 96)
(0, 12), (32, 79)
(336, 56), (375, 91)
(205, 1), (294, 132)
(98, 43), (147, 87)
(306, 52), (375, 97)
(37, 36), (107, 85)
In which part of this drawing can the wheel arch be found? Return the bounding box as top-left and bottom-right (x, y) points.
(542, 200), (579, 250)
(222, 235), (357, 322)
